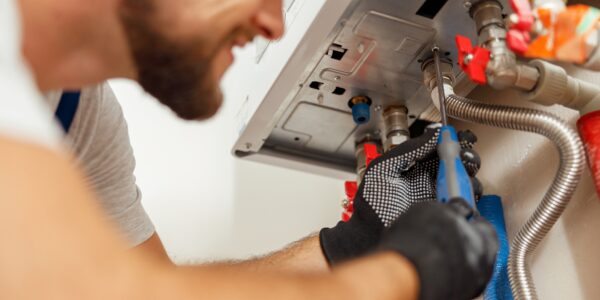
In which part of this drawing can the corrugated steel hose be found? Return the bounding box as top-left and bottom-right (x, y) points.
(445, 93), (585, 300)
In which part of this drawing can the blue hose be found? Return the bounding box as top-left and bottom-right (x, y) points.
(477, 195), (513, 300)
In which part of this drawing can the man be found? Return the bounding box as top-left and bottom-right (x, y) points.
(0, 0), (498, 299)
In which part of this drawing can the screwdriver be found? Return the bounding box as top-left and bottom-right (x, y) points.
(432, 46), (477, 210)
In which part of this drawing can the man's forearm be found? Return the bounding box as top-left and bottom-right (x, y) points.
(136, 232), (327, 272)
(215, 235), (329, 273)
(155, 252), (419, 300)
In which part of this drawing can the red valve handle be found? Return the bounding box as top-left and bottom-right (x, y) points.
(364, 143), (380, 167)
(507, 0), (534, 54)
(455, 35), (491, 85)
(342, 181), (357, 222)
(507, 30), (531, 55)
(510, 0), (534, 32)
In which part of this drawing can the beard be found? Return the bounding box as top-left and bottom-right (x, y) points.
(119, 3), (223, 121)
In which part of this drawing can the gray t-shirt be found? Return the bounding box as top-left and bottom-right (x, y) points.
(45, 83), (155, 246)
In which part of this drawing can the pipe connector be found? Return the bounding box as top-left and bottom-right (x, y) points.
(469, 0), (505, 34)
(524, 59), (600, 114)
(487, 58), (540, 91)
(382, 106), (410, 152)
(421, 56), (455, 112)
(422, 57), (455, 91)
(348, 96), (372, 125)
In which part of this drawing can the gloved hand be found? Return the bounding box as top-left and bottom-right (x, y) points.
(378, 200), (498, 300)
(320, 124), (482, 264)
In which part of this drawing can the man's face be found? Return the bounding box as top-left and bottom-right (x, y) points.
(119, 0), (284, 120)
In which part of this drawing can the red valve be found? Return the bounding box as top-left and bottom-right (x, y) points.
(364, 143), (380, 167)
(341, 143), (381, 222)
(510, 0), (534, 32)
(455, 35), (491, 85)
(342, 181), (357, 222)
(507, 30), (531, 55)
(507, 0), (534, 54)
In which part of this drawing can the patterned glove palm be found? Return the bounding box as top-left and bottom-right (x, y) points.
(320, 124), (482, 264)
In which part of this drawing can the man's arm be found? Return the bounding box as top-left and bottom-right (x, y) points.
(136, 233), (171, 263)
(204, 235), (329, 272)
(163, 252), (418, 300)
(0, 136), (418, 300)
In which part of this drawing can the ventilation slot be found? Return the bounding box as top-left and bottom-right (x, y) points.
(416, 0), (449, 19)
(332, 87), (346, 95)
(309, 81), (324, 90)
(327, 43), (348, 61)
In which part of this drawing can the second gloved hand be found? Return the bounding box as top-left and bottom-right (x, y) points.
(320, 124), (482, 264)
(378, 200), (498, 300)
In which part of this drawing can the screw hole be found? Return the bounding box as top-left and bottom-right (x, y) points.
(409, 115), (416, 119)
(294, 137), (300, 142)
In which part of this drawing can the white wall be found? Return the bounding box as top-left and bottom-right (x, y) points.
(110, 45), (343, 263)
(458, 86), (600, 300)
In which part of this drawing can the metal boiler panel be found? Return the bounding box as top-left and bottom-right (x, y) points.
(233, 0), (499, 178)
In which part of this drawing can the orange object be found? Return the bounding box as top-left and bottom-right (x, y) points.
(524, 4), (600, 63)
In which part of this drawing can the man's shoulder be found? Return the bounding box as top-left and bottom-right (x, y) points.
(67, 82), (126, 150)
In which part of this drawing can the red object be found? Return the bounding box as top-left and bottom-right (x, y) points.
(578, 111), (600, 199)
(455, 35), (491, 85)
(507, 0), (534, 54)
(509, 0), (534, 31)
(342, 181), (358, 222)
(341, 144), (381, 221)
(364, 143), (380, 167)
(344, 181), (358, 203)
(507, 30), (531, 55)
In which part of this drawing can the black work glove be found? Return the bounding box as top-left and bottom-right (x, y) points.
(378, 200), (498, 300)
(320, 124), (482, 264)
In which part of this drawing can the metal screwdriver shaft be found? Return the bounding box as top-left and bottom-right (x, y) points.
(432, 46), (448, 126)
(432, 46), (477, 211)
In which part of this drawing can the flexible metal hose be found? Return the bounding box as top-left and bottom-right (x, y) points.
(445, 93), (585, 300)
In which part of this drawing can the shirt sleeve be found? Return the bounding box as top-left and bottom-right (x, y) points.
(68, 83), (155, 246)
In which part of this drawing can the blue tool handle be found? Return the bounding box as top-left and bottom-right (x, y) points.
(436, 126), (476, 209)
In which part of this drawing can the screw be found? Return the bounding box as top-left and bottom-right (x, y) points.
(463, 1), (472, 9)
(374, 105), (383, 112)
(358, 43), (365, 54)
(317, 93), (324, 104)
(334, 76), (341, 81)
(374, 129), (381, 136)
(464, 53), (474, 65)
(508, 14), (520, 27)
(245, 143), (252, 150)
(342, 198), (350, 208)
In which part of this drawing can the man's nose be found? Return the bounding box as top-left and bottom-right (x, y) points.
(253, 0), (285, 40)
